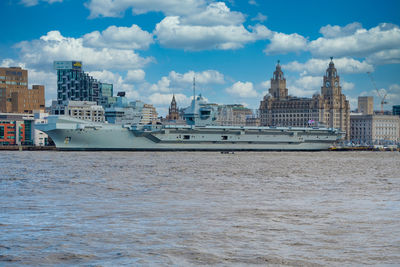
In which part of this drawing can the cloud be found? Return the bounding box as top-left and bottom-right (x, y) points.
(169, 70), (225, 85)
(14, 31), (153, 71)
(83, 24), (154, 50)
(280, 76), (321, 98)
(309, 23), (400, 60)
(1, 58), (22, 68)
(181, 2), (245, 26)
(150, 77), (171, 93)
(226, 81), (258, 98)
(20, 0), (62, 7)
(264, 32), (308, 54)
(125, 69), (146, 83)
(283, 57), (374, 75)
(342, 81), (355, 91)
(88, 69), (123, 85)
(294, 76), (322, 91)
(85, 0), (206, 18)
(366, 48), (400, 65)
(155, 16), (271, 50)
(251, 12), (267, 23)
(260, 80), (271, 89)
(260, 22), (400, 65)
(319, 22), (363, 38)
(149, 69), (225, 93)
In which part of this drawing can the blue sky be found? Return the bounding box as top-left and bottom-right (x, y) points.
(1, 0), (399, 115)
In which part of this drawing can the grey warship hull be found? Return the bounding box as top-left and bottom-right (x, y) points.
(37, 116), (343, 151)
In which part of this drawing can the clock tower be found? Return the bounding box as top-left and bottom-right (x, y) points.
(321, 57), (341, 96)
(319, 58), (350, 140)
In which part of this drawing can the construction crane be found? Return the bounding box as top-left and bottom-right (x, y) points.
(367, 72), (387, 114)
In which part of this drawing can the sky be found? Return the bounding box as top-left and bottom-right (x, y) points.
(1, 0), (399, 115)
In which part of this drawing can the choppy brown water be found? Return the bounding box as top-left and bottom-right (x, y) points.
(0, 151), (399, 266)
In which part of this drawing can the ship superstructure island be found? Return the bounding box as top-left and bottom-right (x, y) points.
(37, 94), (344, 151)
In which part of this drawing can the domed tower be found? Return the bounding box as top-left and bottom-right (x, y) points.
(269, 60), (288, 99)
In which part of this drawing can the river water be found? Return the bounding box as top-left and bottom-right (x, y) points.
(1, 151), (399, 266)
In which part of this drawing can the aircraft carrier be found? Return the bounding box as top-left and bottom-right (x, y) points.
(37, 95), (344, 151)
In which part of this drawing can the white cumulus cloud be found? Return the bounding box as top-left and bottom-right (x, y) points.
(14, 31), (153, 71)
(226, 81), (258, 98)
(149, 70), (225, 93)
(283, 57), (374, 75)
(83, 24), (154, 50)
(264, 32), (308, 55)
(342, 81), (355, 91)
(181, 2), (245, 26)
(125, 69), (146, 83)
(155, 16), (271, 50)
(85, 0), (206, 18)
(309, 23), (400, 60)
(319, 22), (363, 38)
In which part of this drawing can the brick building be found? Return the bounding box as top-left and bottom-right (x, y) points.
(0, 67), (45, 113)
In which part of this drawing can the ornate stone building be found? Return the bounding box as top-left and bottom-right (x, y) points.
(216, 104), (253, 126)
(259, 59), (350, 139)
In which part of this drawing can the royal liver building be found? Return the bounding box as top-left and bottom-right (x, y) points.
(259, 59), (350, 139)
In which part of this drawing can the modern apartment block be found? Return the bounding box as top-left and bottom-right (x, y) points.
(0, 67), (45, 113)
(52, 61), (113, 114)
(0, 113), (34, 145)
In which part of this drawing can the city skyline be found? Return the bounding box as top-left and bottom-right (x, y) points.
(0, 0), (399, 115)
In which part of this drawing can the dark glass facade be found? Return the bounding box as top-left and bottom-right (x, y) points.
(53, 61), (105, 114)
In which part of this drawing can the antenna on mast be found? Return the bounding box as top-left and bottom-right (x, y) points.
(193, 76), (196, 100)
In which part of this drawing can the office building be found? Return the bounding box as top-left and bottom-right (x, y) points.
(65, 101), (105, 122)
(99, 83), (116, 107)
(358, 96), (374, 115)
